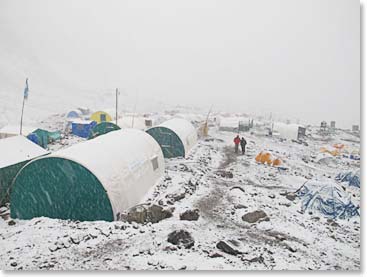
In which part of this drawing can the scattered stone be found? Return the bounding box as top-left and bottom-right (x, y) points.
(230, 186), (245, 193)
(209, 252), (223, 258)
(167, 230), (195, 249)
(242, 210), (269, 223)
(7, 220), (16, 226)
(285, 193), (297, 201)
(242, 255), (264, 263)
(167, 191), (186, 202)
(180, 209), (200, 221)
(10, 262), (17, 267)
(125, 204), (173, 224)
(234, 204), (247, 209)
(216, 170), (234, 178)
(286, 245), (297, 253)
(279, 190), (288, 196)
(216, 240), (242, 255)
(268, 194), (275, 199)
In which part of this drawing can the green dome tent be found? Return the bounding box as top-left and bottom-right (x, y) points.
(10, 129), (165, 222)
(88, 122), (121, 140)
(146, 118), (198, 158)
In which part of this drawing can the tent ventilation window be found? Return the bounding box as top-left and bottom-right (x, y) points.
(151, 156), (159, 171)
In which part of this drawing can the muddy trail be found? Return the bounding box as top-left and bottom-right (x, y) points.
(195, 142), (308, 255)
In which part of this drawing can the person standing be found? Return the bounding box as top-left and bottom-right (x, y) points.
(234, 135), (241, 154)
(240, 137), (247, 155)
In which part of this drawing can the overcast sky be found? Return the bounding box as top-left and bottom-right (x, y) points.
(0, 0), (360, 128)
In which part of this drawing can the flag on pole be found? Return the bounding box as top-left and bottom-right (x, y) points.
(24, 78), (29, 99)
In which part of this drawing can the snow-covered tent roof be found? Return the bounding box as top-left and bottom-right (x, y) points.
(0, 136), (49, 206)
(272, 122), (305, 141)
(146, 118), (197, 158)
(0, 125), (36, 139)
(10, 129), (165, 221)
(0, 136), (49, 169)
(118, 116), (149, 130)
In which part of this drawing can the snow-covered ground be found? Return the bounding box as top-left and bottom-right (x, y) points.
(0, 120), (360, 270)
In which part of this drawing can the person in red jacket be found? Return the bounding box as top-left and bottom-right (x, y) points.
(234, 135), (241, 154)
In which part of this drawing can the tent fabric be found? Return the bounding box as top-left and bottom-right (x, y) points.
(146, 118), (198, 158)
(72, 120), (97, 138)
(0, 136), (48, 206)
(27, 129), (62, 148)
(0, 125), (36, 139)
(336, 170), (360, 188)
(66, 110), (81, 119)
(118, 116), (148, 130)
(88, 122), (121, 139)
(90, 111), (112, 124)
(10, 129), (165, 221)
(255, 151), (282, 166)
(296, 181), (359, 219)
(272, 122), (305, 141)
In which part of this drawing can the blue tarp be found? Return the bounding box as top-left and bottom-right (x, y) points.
(336, 170), (360, 188)
(296, 181), (359, 219)
(72, 121), (97, 138)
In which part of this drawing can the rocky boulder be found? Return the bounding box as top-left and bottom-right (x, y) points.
(167, 230), (194, 249)
(180, 209), (200, 221)
(216, 240), (242, 255)
(124, 204), (173, 224)
(242, 210), (269, 223)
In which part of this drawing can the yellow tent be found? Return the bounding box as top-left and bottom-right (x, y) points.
(255, 151), (282, 166)
(90, 111), (112, 124)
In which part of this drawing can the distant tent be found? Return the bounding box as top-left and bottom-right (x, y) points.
(146, 118), (198, 158)
(88, 122), (121, 140)
(272, 122), (306, 141)
(0, 125), (36, 139)
(10, 129), (164, 221)
(90, 111), (112, 124)
(27, 129), (61, 149)
(72, 120), (97, 138)
(66, 110), (82, 119)
(118, 116), (150, 131)
(0, 136), (48, 206)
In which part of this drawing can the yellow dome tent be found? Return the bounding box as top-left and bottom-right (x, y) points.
(90, 111), (112, 124)
(255, 151), (282, 166)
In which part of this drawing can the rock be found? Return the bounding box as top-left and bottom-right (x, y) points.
(216, 170), (234, 178)
(167, 230), (195, 249)
(242, 210), (269, 223)
(216, 240), (242, 255)
(167, 191), (186, 202)
(10, 262), (17, 267)
(7, 220), (16, 226)
(234, 204), (247, 209)
(126, 204), (172, 224)
(180, 209), (200, 221)
(209, 252), (223, 258)
(285, 193), (297, 201)
(268, 194), (275, 199)
(230, 186), (245, 193)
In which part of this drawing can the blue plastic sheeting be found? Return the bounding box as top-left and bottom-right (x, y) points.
(27, 133), (39, 145)
(336, 170), (360, 188)
(296, 181), (359, 219)
(72, 121), (97, 138)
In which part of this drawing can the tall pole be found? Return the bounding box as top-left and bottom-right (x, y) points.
(115, 88), (118, 125)
(20, 96), (26, 135)
(20, 78), (28, 135)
